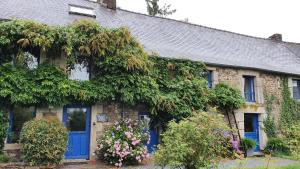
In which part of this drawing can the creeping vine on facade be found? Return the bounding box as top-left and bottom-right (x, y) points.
(0, 19), (244, 124)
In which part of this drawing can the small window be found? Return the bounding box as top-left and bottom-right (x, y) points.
(244, 114), (254, 132)
(293, 79), (300, 99)
(65, 108), (87, 132)
(8, 107), (36, 143)
(207, 70), (213, 88)
(70, 64), (90, 81)
(244, 76), (255, 102)
(69, 5), (96, 17)
(24, 52), (38, 69)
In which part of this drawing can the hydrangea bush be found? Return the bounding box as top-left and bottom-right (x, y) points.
(96, 119), (150, 167)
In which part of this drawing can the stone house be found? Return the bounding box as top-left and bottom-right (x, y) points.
(1, 0), (300, 160)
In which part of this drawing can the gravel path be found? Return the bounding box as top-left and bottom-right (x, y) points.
(60, 157), (298, 169)
(2, 157), (294, 169)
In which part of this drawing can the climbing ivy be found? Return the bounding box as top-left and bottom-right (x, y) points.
(0, 19), (244, 123)
(263, 94), (276, 138)
(280, 78), (300, 130)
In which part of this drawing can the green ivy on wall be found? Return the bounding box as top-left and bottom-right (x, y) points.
(263, 94), (276, 137)
(280, 78), (300, 130)
(0, 19), (244, 123)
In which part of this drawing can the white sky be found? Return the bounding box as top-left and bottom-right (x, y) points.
(117, 0), (300, 43)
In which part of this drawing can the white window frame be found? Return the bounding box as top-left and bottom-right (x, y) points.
(69, 5), (96, 17)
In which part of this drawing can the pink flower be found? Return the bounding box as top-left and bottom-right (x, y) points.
(132, 139), (140, 145)
(125, 131), (132, 139)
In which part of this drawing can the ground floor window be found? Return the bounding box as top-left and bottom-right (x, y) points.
(8, 107), (36, 143)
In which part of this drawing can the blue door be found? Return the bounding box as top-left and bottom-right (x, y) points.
(244, 113), (260, 151)
(63, 106), (91, 159)
(138, 112), (159, 154)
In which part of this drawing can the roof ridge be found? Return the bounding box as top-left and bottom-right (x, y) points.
(116, 7), (272, 42)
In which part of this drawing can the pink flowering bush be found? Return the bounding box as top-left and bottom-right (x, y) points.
(96, 119), (150, 167)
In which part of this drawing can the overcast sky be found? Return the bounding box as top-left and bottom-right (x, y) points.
(117, 0), (300, 43)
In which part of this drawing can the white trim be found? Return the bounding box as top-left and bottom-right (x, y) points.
(69, 5), (96, 17)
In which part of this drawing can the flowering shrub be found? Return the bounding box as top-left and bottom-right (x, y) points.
(96, 119), (150, 167)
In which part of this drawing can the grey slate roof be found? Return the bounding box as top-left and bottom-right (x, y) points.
(1, 0), (300, 75)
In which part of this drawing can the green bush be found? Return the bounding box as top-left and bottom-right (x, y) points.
(282, 124), (300, 157)
(210, 83), (245, 112)
(154, 112), (232, 169)
(0, 153), (10, 163)
(0, 111), (8, 152)
(264, 138), (288, 153)
(96, 119), (149, 167)
(20, 118), (68, 166)
(242, 138), (256, 151)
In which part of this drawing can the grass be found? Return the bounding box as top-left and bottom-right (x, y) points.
(254, 164), (300, 169)
(275, 164), (300, 169)
(272, 152), (300, 161)
(0, 153), (9, 163)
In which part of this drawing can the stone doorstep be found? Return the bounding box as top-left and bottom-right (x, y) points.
(63, 160), (89, 166)
(253, 151), (265, 157)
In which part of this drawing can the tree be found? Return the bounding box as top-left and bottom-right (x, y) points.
(145, 0), (176, 17)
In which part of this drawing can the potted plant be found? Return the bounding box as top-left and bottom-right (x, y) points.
(242, 138), (256, 156)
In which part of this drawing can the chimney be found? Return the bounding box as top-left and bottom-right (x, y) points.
(268, 33), (282, 42)
(99, 0), (116, 10)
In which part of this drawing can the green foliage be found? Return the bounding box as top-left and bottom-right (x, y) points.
(0, 19), (244, 124)
(263, 94), (277, 138)
(96, 119), (149, 167)
(281, 124), (300, 157)
(210, 83), (245, 112)
(150, 57), (209, 122)
(20, 118), (68, 166)
(0, 153), (10, 163)
(241, 138), (256, 151)
(0, 111), (8, 152)
(145, 0), (176, 17)
(154, 112), (232, 169)
(264, 137), (288, 154)
(280, 78), (300, 129)
(277, 78), (300, 158)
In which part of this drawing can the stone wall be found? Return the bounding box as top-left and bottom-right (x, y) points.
(208, 66), (286, 149)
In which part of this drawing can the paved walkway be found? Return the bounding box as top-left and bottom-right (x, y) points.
(60, 157), (298, 169)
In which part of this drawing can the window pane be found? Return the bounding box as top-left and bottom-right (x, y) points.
(207, 71), (213, 88)
(66, 108), (87, 131)
(244, 76), (255, 102)
(70, 64), (89, 81)
(24, 52), (38, 69)
(10, 107), (35, 143)
(293, 80), (300, 99)
(244, 114), (254, 132)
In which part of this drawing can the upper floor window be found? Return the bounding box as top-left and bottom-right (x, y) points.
(244, 76), (255, 102)
(69, 5), (96, 17)
(70, 64), (90, 81)
(24, 52), (38, 69)
(292, 79), (300, 100)
(207, 70), (213, 88)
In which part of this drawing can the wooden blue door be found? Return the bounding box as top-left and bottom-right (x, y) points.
(138, 112), (159, 154)
(244, 113), (260, 151)
(63, 106), (91, 159)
